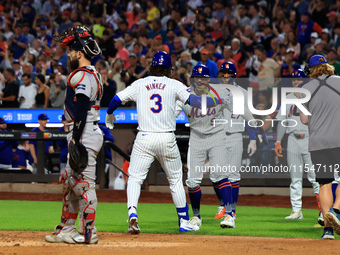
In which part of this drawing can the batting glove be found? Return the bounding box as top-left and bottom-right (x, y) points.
(247, 140), (257, 157)
(275, 142), (283, 157)
(105, 113), (116, 129)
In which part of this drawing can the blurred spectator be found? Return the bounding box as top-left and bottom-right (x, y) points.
(58, 10), (74, 34)
(92, 16), (105, 39)
(309, 0), (328, 28)
(212, 0), (225, 21)
(0, 117), (17, 169)
(327, 49), (340, 74)
(146, 0), (160, 29)
(197, 48), (219, 78)
(286, 31), (301, 58)
(178, 62), (191, 86)
(149, 18), (167, 42)
(249, 4), (260, 32)
(246, 52), (260, 83)
(302, 32), (319, 55)
(124, 32), (135, 52)
(57, 114), (68, 173)
(22, 22), (36, 46)
(115, 19), (130, 38)
(124, 53), (147, 86)
(231, 38), (247, 79)
(43, 0), (55, 16)
(236, 5), (251, 31)
(12, 140), (33, 171)
(12, 59), (23, 81)
(109, 58), (126, 94)
(100, 67), (117, 107)
(8, 24), (28, 60)
(0, 47), (14, 71)
(194, 30), (206, 52)
(49, 72), (66, 108)
(267, 38), (279, 58)
(186, 0), (203, 18)
(179, 51), (197, 71)
(37, 25), (53, 48)
(276, 48), (301, 87)
(297, 11), (322, 49)
(100, 30), (117, 60)
(165, 28), (177, 52)
(54, 45), (68, 69)
(29, 114), (54, 172)
(124, 6), (139, 29)
(173, 37), (184, 55)
(255, 44), (279, 90)
(217, 45), (236, 69)
(22, 2), (36, 27)
(314, 38), (328, 55)
(34, 74), (50, 108)
(0, 68), (20, 108)
(326, 11), (337, 33)
(185, 37), (201, 62)
(321, 28), (335, 49)
(258, 23), (276, 52)
(22, 62), (37, 84)
(114, 38), (130, 70)
(210, 19), (222, 40)
(18, 73), (38, 108)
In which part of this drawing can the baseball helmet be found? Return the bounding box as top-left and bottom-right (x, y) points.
(56, 26), (101, 57)
(152, 51), (172, 69)
(291, 69), (307, 78)
(219, 61), (237, 77)
(191, 64), (210, 78)
(309, 54), (327, 67)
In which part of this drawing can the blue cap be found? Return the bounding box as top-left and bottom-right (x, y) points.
(191, 64), (210, 77)
(13, 59), (20, 64)
(291, 69), (307, 78)
(219, 61), (237, 77)
(61, 114), (66, 121)
(152, 51), (172, 69)
(38, 114), (49, 120)
(309, 54), (327, 68)
(0, 117), (6, 124)
(40, 25), (47, 30)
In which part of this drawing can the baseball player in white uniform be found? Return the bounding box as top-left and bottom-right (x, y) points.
(275, 69), (320, 220)
(45, 26), (103, 244)
(213, 62), (258, 220)
(105, 51), (220, 234)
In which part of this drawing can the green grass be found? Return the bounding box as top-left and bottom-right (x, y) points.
(0, 200), (325, 239)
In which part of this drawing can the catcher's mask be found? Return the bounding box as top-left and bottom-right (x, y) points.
(55, 26), (101, 57)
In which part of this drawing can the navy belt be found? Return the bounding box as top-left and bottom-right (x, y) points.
(226, 132), (242, 136)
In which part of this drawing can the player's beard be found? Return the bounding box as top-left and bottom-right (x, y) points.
(68, 57), (79, 72)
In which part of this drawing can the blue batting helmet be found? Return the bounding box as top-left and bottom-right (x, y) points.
(191, 64), (210, 77)
(219, 61), (237, 77)
(291, 69), (307, 78)
(152, 51), (172, 69)
(309, 54), (327, 67)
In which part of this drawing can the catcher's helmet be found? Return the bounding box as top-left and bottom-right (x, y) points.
(56, 26), (101, 57)
(291, 69), (307, 78)
(191, 64), (210, 77)
(152, 51), (172, 69)
(219, 61), (237, 77)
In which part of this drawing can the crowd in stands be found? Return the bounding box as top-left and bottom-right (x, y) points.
(0, 0), (338, 109)
(0, 0), (340, 171)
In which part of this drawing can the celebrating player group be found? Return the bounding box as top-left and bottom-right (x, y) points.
(44, 24), (340, 244)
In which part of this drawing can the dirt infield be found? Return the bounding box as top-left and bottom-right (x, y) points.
(0, 190), (324, 254)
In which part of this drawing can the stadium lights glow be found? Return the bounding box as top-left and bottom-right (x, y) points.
(25, 123), (63, 128)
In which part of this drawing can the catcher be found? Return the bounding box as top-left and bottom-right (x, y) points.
(45, 26), (103, 244)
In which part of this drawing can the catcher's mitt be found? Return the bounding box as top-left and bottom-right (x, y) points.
(69, 142), (88, 173)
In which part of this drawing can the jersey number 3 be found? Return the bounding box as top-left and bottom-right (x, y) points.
(150, 94), (163, 113)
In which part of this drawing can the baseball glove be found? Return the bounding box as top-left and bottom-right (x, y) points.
(69, 142), (88, 173)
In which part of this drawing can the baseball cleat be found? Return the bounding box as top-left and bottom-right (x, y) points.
(128, 213), (140, 234)
(214, 206), (225, 219)
(324, 208), (340, 235)
(232, 212), (237, 220)
(285, 211), (303, 219)
(220, 214), (235, 228)
(64, 232), (98, 244)
(45, 225), (77, 243)
(179, 218), (199, 232)
(190, 216), (202, 229)
(321, 228), (335, 240)
(318, 216), (325, 226)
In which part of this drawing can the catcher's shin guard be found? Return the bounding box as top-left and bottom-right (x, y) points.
(69, 174), (97, 244)
(60, 171), (78, 225)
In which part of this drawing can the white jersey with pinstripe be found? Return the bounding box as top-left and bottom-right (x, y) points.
(116, 76), (190, 132)
(223, 85), (249, 182)
(175, 87), (233, 187)
(276, 92), (319, 212)
(119, 76), (190, 211)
